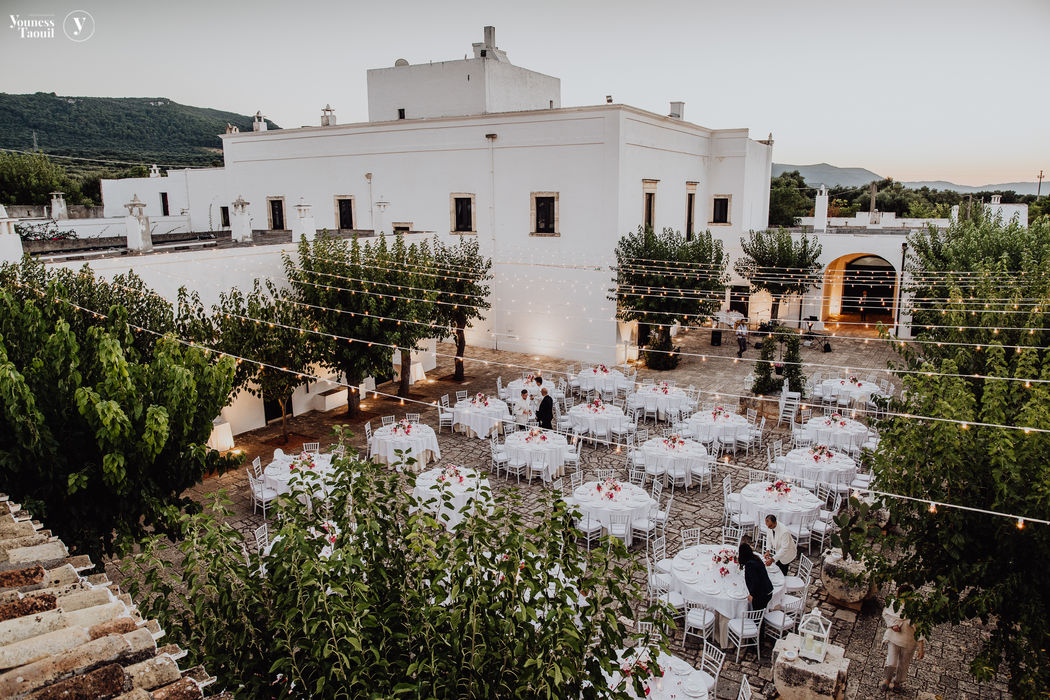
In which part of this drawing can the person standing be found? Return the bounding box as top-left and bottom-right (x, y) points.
(735, 320), (748, 358)
(881, 588), (926, 693)
(514, 389), (533, 428)
(738, 542), (773, 611)
(762, 514), (797, 576)
(536, 387), (554, 430)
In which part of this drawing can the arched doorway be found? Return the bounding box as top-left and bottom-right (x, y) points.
(821, 253), (896, 332)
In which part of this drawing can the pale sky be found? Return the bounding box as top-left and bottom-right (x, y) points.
(2, 0), (1046, 185)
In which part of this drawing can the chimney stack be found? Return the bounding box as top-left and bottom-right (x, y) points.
(321, 104), (336, 127)
(669, 101), (685, 120)
(484, 25), (495, 49)
(253, 111), (267, 132)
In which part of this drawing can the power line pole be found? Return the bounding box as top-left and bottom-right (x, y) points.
(31, 130), (37, 151)
(1038, 170), (1044, 198)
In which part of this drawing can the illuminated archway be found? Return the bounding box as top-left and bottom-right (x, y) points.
(821, 253), (897, 330)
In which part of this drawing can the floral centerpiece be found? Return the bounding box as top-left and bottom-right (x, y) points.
(711, 405), (731, 420)
(290, 451), (316, 472)
(824, 412), (847, 427)
(473, 392), (490, 407)
(524, 428), (549, 443)
(810, 444), (835, 462)
(524, 374), (537, 385)
(437, 464), (466, 484)
(587, 397), (606, 413)
(595, 477), (623, 500)
(712, 548), (738, 577)
(391, 418), (414, 435)
(766, 479), (793, 497)
(662, 434), (686, 450)
(594, 364), (609, 374)
(659, 381), (672, 395)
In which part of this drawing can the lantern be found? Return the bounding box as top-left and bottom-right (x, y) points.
(797, 608), (831, 663)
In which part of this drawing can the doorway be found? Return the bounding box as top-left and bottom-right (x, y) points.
(337, 198), (354, 230)
(268, 198), (286, 231)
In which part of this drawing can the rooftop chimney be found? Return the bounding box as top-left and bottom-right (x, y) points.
(484, 26), (495, 49)
(606, 95), (613, 104)
(991, 194), (1002, 204)
(321, 104), (336, 127)
(253, 111), (267, 132)
(669, 101), (684, 120)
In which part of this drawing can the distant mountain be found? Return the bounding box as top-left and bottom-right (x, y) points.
(0, 92), (279, 168)
(772, 162), (883, 188)
(774, 162), (1045, 196)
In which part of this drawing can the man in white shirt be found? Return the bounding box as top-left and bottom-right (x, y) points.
(762, 514), (797, 575)
(514, 389), (534, 428)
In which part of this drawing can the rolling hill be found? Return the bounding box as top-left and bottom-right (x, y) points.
(0, 92), (279, 168)
(774, 162), (1045, 196)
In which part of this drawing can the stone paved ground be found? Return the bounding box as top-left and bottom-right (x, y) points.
(110, 327), (1012, 699)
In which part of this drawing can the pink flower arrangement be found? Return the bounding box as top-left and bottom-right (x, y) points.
(473, 392), (490, 407)
(595, 364), (609, 374)
(596, 478), (622, 500)
(711, 406), (731, 420)
(290, 451), (315, 472)
(810, 444), (834, 462)
(392, 418), (414, 435)
(766, 479), (793, 496)
(662, 434), (686, 449)
(524, 428), (548, 443)
(712, 548), (738, 570)
(437, 464), (465, 484)
(659, 382), (671, 395)
(588, 397), (606, 413)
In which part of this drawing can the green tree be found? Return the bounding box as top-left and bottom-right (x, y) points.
(751, 333), (778, 395)
(0, 267), (237, 560)
(734, 228), (823, 323)
(125, 433), (673, 698)
(863, 215), (1050, 697)
(767, 170), (813, 227)
(214, 279), (318, 442)
(613, 226), (728, 370)
(430, 236), (493, 382)
(0, 151), (84, 205)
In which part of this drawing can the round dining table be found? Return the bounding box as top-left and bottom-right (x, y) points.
(263, 451), (337, 495)
(606, 649), (711, 699)
(576, 366), (632, 394)
(737, 481), (823, 529)
(503, 429), (569, 481)
(412, 466), (492, 528)
(506, 377), (564, 402)
(780, 446), (857, 488)
(668, 544), (786, 647)
(571, 480), (655, 546)
(686, 409), (749, 444)
(822, 377), (882, 405)
(630, 384), (693, 419)
(802, 415), (869, 452)
(639, 436), (708, 487)
(453, 396), (511, 439)
(569, 402), (625, 436)
(369, 423), (440, 472)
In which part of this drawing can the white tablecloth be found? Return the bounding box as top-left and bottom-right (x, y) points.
(369, 423), (440, 472)
(453, 398), (511, 439)
(577, 367), (631, 394)
(504, 429), (569, 480)
(687, 409), (749, 443)
(572, 481), (655, 546)
(821, 378), (881, 404)
(737, 482), (823, 529)
(781, 447), (856, 486)
(715, 310), (744, 328)
(669, 544), (786, 647)
(802, 416), (869, 451)
(629, 384), (693, 418)
(263, 452), (336, 495)
(506, 378), (563, 402)
(608, 650), (710, 699)
(640, 437), (708, 486)
(569, 403), (625, 435)
(412, 467), (491, 528)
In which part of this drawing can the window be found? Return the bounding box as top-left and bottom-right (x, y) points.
(160, 192), (169, 216)
(267, 197), (286, 230)
(531, 192), (559, 236)
(397, 108), (406, 120)
(642, 179), (658, 230)
(220, 205), (230, 228)
(711, 196), (731, 225)
(450, 194), (476, 233)
(392, 222), (412, 233)
(335, 196), (355, 230)
(685, 185), (697, 240)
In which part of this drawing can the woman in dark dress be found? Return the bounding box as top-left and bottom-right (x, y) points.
(738, 542), (774, 611)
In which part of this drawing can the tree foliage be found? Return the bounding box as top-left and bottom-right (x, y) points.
(125, 430), (673, 699)
(768, 170), (812, 227)
(612, 226), (727, 369)
(863, 215), (1050, 697)
(734, 229), (823, 322)
(0, 261), (237, 560)
(430, 236), (493, 381)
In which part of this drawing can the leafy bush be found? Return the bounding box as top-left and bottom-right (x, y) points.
(125, 430), (672, 698)
(751, 334), (779, 395)
(14, 218), (78, 241)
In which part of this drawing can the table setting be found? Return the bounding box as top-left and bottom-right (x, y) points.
(576, 364), (631, 394)
(412, 464), (492, 528)
(686, 406), (749, 444)
(569, 397), (626, 436)
(453, 392), (512, 439)
(640, 435), (708, 487)
(668, 544), (786, 647)
(263, 450), (337, 496)
(629, 382), (694, 419)
(507, 374), (564, 402)
(369, 419), (441, 472)
(821, 376), (883, 405)
(802, 414), (869, 452)
(781, 445), (857, 487)
(607, 648), (711, 699)
(571, 478), (655, 546)
(737, 480), (823, 529)
(503, 428), (569, 480)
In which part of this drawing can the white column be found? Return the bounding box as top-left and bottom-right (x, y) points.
(291, 198), (316, 243)
(813, 185), (828, 232)
(124, 195), (152, 252)
(230, 196), (253, 243)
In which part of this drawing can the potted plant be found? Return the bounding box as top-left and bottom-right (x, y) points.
(822, 495), (877, 607)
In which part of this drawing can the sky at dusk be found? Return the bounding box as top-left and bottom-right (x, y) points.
(1, 0), (1046, 185)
